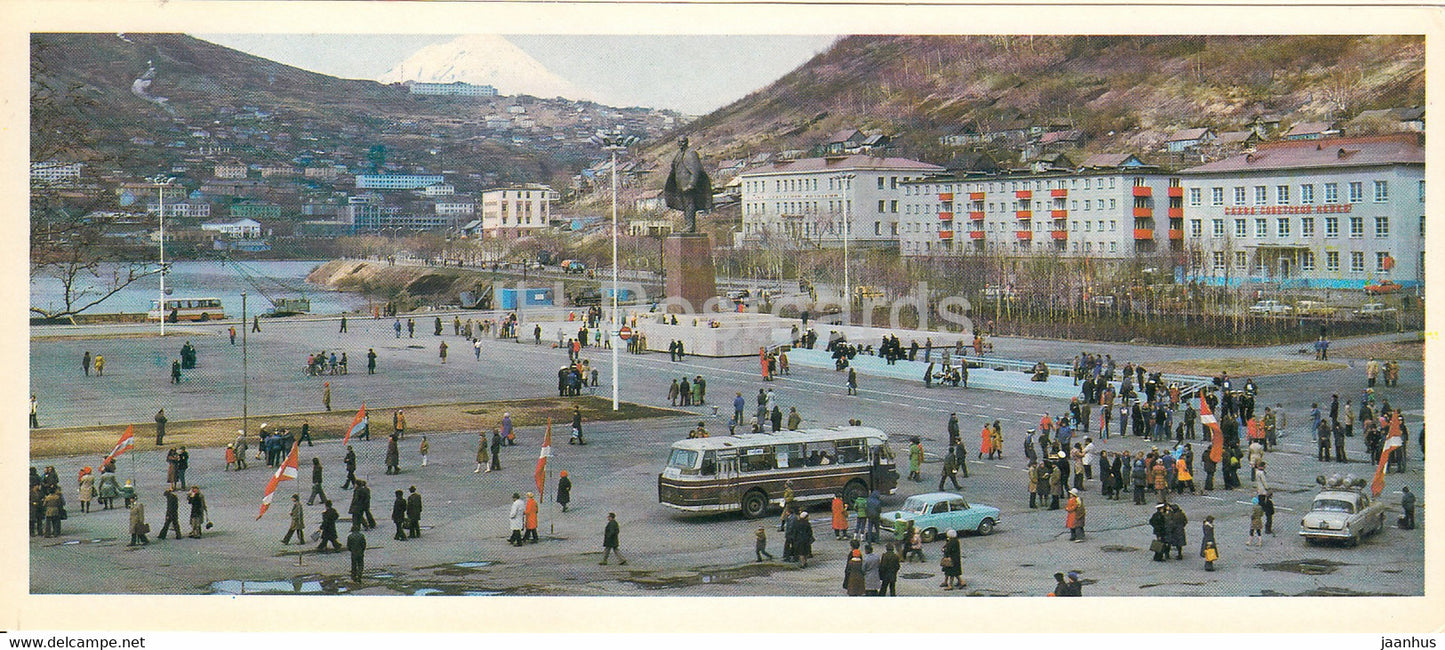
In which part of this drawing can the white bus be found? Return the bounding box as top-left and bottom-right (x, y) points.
(147, 297), (225, 322)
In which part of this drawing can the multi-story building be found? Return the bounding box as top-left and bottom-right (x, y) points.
(408, 81), (499, 97)
(739, 155), (942, 248)
(213, 163), (248, 180)
(897, 162), (1181, 263)
(346, 197), (454, 233)
(31, 161), (83, 185)
(423, 182), (456, 197)
(200, 218), (263, 239)
(355, 174), (446, 191)
(230, 202), (283, 221)
(480, 184), (556, 239)
(1178, 133), (1424, 289)
(434, 202), (476, 218)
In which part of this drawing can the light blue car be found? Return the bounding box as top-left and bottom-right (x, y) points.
(885, 492), (1001, 543)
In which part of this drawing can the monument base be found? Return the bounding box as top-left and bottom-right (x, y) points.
(663, 233), (718, 314)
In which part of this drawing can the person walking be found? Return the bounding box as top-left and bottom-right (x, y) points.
(127, 499), (148, 546)
(556, 471), (572, 512)
(1399, 487), (1416, 530)
(351, 480), (375, 530)
(390, 489), (408, 541)
(1164, 504), (1188, 560)
(346, 525), (367, 581)
(175, 447), (189, 489)
(154, 409), (167, 446)
(754, 526), (775, 562)
(385, 434), (401, 475)
(419, 436), (429, 467)
(879, 543), (900, 596)
(938, 447), (962, 491)
(281, 494), (306, 545)
(474, 431), (490, 473)
(843, 541), (865, 596)
(831, 494), (849, 540)
(523, 492), (539, 543)
(1199, 515), (1217, 568)
(158, 488), (182, 540)
(341, 446), (357, 489)
(508, 493), (525, 546)
(83, 350), (91, 376)
(323, 382), (332, 412)
(847, 368), (858, 396)
(1065, 489), (1085, 541)
(600, 512), (628, 565)
(908, 437), (924, 482)
(940, 530), (964, 590)
(186, 487), (208, 539)
(490, 428), (504, 471)
(405, 486), (423, 539)
(316, 500), (342, 553)
(1248, 499), (1265, 546)
(439, 340), (448, 364)
(94, 354), (105, 376)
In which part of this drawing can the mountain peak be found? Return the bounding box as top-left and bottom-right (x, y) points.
(377, 34), (593, 102)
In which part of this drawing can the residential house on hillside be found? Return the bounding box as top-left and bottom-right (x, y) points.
(1165, 128), (1217, 153)
(634, 189), (666, 212)
(1282, 121), (1340, 141)
(201, 217), (263, 239)
(1215, 130), (1262, 152)
(1249, 113), (1284, 138)
(1080, 153), (1147, 170)
(213, 162), (248, 179)
(1038, 129), (1084, 149)
(943, 152), (1001, 176)
(821, 129), (867, 155)
(940, 122), (981, 147)
(1026, 153), (1074, 173)
(1349, 107), (1425, 134)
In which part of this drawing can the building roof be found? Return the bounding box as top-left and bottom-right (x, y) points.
(1181, 134), (1423, 174)
(742, 155), (943, 176)
(1080, 153), (1143, 169)
(1352, 107), (1425, 123)
(1166, 127), (1214, 142)
(1283, 121), (1337, 138)
(824, 129), (864, 145)
(1216, 130), (1259, 145)
(1039, 130), (1083, 145)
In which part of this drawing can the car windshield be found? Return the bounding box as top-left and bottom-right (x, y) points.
(898, 497), (931, 515)
(1313, 498), (1355, 514)
(667, 449), (698, 470)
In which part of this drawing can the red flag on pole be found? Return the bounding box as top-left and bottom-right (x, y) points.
(256, 441), (300, 520)
(535, 419), (552, 496)
(1371, 412), (1403, 497)
(1200, 394), (1224, 463)
(104, 424), (135, 464)
(344, 403), (367, 445)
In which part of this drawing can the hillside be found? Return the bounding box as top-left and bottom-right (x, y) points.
(651, 35), (1424, 168)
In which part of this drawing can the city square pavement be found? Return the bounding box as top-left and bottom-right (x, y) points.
(29, 312), (1424, 596)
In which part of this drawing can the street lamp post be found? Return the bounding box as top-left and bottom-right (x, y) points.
(241, 291), (248, 435)
(833, 173), (856, 309)
(151, 175), (173, 336)
(593, 129), (638, 412)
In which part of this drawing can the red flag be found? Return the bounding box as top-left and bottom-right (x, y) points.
(1200, 395), (1223, 463)
(1371, 412), (1403, 496)
(344, 403), (367, 445)
(535, 419), (552, 496)
(1246, 418), (1264, 440)
(256, 441), (300, 520)
(104, 424), (135, 464)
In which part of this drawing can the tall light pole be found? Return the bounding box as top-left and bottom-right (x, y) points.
(593, 129), (638, 411)
(241, 291), (249, 435)
(151, 174), (173, 336)
(834, 172), (856, 308)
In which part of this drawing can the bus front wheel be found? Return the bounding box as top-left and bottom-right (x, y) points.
(741, 490), (769, 519)
(198, 313), (210, 322)
(843, 479), (868, 505)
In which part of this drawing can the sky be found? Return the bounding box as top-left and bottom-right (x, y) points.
(192, 34), (839, 115)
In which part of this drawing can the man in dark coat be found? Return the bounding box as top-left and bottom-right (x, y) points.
(405, 486), (423, 539)
(155, 409), (167, 446)
(157, 488), (182, 540)
(350, 480), (375, 530)
(571, 406), (586, 445)
(600, 512), (627, 565)
(341, 446), (357, 489)
(391, 490), (408, 541)
(385, 434), (400, 475)
(347, 525), (367, 581)
(1149, 503), (1169, 561)
(316, 500), (342, 552)
(490, 429), (503, 470)
(1165, 504), (1188, 560)
(878, 543), (901, 596)
(556, 471), (572, 512)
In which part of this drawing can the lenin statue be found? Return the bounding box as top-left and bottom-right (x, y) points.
(664, 136), (713, 233)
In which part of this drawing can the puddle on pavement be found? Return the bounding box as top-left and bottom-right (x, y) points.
(1100, 545), (1139, 553)
(900, 572), (935, 580)
(210, 577), (348, 595)
(453, 561), (494, 569)
(1262, 586), (1400, 597)
(624, 562), (793, 590)
(1258, 559), (1346, 575)
(1138, 581), (1206, 589)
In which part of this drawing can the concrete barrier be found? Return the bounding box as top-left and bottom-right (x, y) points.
(787, 347), (1087, 400)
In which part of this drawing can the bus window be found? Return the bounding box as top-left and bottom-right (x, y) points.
(700, 451), (717, 476)
(667, 448), (699, 473)
(835, 439), (867, 464)
(740, 447), (775, 472)
(778, 444), (805, 469)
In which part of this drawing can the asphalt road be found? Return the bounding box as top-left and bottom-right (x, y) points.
(29, 314), (1424, 596)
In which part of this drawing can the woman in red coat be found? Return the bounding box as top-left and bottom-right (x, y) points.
(830, 495), (848, 540)
(978, 425), (993, 460)
(523, 492), (539, 543)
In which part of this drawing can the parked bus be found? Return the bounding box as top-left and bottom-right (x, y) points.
(658, 426), (899, 518)
(147, 297), (225, 322)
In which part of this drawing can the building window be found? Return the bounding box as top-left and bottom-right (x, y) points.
(1301, 218), (1314, 237)
(1421, 215), (1427, 238)
(1233, 187), (1246, 205)
(890, 200), (898, 213)
(1419, 180), (1426, 202)
(1277, 185), (1290, 204)
(1084, 178), (1091, 189)
(1255, 218), (1268, 238)
(1300, 184), (1315, 204)
(890, 177), (898, 190)
(877, 177), (885, 189)
(1324, 183), (1339, 203)
(1235, 219), (1247, 238)
(1071, 200), (1078, 210)
(1376, 252), (1391, 271)
(1350, 251), (1365, 273)
(1213, 251), (1226, 270)
(1348, 181), (1364, 203)
(1109, 199), (1116, 210)
(1325, 216), (1339, 237)
(1350, 216), (1364, 238)
(1374, 180), (1388, 202)
(1084, 201), (1091, 211)
(1212, 187), (1224, 206)
(1212, 219), (1225, 237)
(1235, 251), (1248, 269)
(1254, 186), (1268, 205)
(1110, 221), (1117, 231)
(1277, 218), (1290, 237)
(1109, 242), (1117, 252)
(1375, 217), (1389, 238)
(1326, 251), (1340, 272)
(878, 200), (886, 214)
(874, 222), (881, 236)
(1189, 188), (1202, 206)
(1191, 219), (1203, 237)
(1301, 250), (1316, 271)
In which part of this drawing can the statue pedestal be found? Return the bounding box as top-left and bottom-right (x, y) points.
(663, 233), (718, 314)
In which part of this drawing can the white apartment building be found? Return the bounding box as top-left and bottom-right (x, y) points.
(1178, 133), (1424, 289)
(739, 155), (943, 248)
(424, 182), (456, 197)
(355, 174), (445, 191)
(213, 163), (248, 179)
(200, 218), (263, 239)
(31, 161), (83, 184)
(480, 184), (556, 239)
(407, 81), (498, 97)
(897, 165), (1181, 261)
(434, 202), (476, 218)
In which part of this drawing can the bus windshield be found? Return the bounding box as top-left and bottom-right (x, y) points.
(667, 449), (699, 471)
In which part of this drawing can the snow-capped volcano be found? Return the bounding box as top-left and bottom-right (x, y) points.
(378, 34), (593, 101)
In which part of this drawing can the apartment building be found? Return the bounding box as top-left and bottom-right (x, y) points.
(739, 155), (943, 248)
(480, 184), (557, 239)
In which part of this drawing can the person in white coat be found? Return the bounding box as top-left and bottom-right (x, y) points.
(1081, 439), (1097, 481)
(508, 493), (525, 547)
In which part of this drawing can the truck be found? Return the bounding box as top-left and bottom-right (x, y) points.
(1248, 299), (1293, 315)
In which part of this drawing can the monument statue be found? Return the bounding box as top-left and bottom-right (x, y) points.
(663, 136), (713, 233)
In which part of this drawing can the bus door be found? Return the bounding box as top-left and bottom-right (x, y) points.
(715, 452), (741, 509)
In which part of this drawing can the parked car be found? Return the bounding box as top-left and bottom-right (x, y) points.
(1365, 280), (1403, 295)
(1354, 303), (1399, 318)
(885, 492), (1000, 542)
(1295, 300), (1339, 317)
(1299, 477), (1388, 547)
(1248, 299), (1293, 315)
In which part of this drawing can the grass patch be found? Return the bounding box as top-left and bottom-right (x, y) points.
(1149, 358), (1346, 377)
(1329, 337), (1423, 361)
(30, 395), (688, 460)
